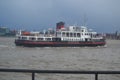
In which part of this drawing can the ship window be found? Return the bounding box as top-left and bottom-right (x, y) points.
(30, 37), (36, 40)
(66, 33), (69, 37)
(56, 38), (61, 41)
(57, 32), (61, 34)
(52, 38), (56, 41)
(38, 38), (43, 41)
(22, 37), (27, 40)
(70, 33), (73, 37)
(77, 33), (80, 37)
(73, 39), (74, 41)
(45, 38), (51, 41)
(82, 30), (84, 32)
(74, 33), (76, 37)
(85, 33), (88, 35)
(18, 37), (21, 39)
(62, 32), (66, 37)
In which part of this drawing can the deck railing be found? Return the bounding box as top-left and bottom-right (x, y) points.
(0, 68), (120, 80)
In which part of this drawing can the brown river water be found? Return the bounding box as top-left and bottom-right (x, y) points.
(0, 37), (120, 80)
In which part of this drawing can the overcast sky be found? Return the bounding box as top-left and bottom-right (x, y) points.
(0, 0), (120, 32)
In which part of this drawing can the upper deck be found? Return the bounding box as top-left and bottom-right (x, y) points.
(16, 25), (104, 42)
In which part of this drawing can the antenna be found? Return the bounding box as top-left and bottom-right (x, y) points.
(83, 14), (88, 26)
(74, 22), (77, 26)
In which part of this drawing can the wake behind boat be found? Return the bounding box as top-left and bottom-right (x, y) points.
(15, 22), (106, 47)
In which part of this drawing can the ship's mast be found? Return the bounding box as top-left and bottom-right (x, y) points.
(83, 14), (87, 27)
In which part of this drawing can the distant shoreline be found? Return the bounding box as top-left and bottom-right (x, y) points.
(0, 36), (15, 38)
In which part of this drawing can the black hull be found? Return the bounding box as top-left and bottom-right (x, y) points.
(15, 40), (106, 47)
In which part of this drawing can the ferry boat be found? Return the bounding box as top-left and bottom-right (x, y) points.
(15, 22), (106, 47)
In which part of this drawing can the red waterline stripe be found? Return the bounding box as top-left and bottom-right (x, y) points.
(22, 41), (105, 45)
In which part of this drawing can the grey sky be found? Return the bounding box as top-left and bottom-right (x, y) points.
(0, 0), (120, 32)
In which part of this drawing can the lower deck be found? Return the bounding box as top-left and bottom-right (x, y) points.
(15, 39), (106, 47)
